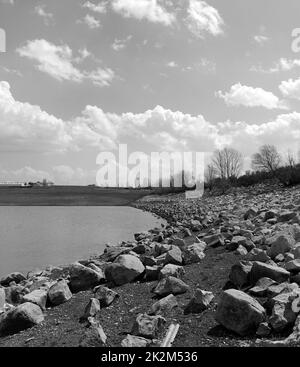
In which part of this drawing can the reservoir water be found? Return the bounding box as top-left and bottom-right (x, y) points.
(0, 206), (164, 278)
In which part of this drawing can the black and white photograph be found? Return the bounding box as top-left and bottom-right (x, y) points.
(0, 0), (300, 355)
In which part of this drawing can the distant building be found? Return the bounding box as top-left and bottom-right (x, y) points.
(0, 182), (31, 187)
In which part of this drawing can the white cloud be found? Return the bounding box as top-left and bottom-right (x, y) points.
(1, 81), (299, 178)
(217, 83), (288, 110)
(34, 5), (54, 25)
(111, 0), (175, 26)
(253, 35), (269, 45)
(186, 0), (224, 38)
(78, 14), (101, 29)
(112, 35), (132, 51)
(279, 77), (300, 100)
(166, 61), (178, 68)
(0, 81), (116, 153)
(251, 58), (300, 73)
(16, 39), (115, 86)
(82, 1), (107, 13)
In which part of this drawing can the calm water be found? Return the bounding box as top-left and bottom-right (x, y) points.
(0, 206), (164, 278)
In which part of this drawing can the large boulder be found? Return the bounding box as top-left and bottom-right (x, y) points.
(22, 289), (47, 310)
(0, 272), (26, 287)
(165, 246), (182, 265)
(266, 232), (296, 259)
(153, 276), (189, 297)
(250, 261), (290, 284)
(48, 280), (72, 306)
(0, 302), (44, 336)
(69, 263), (105, 293)
(81, 298), (101, 322)
(105, 255), (145, 286)
(215, 289), (266, 336)
(79, 318), (107, 347)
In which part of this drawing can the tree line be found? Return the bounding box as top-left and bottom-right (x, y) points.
(205, 145), (300, 192)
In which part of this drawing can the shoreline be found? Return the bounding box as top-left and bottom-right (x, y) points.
(1, 184), (300, 346)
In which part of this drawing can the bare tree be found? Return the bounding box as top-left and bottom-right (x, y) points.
(286, 149), (297, 168)
(212, 148), (243, 179)
(252, 145), (281, 174)
(205, 164), (217, 191)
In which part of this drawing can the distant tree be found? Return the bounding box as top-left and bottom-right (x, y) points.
(252, 145), (281, 174)
(212, 148), (243, 179)
(286, 149), (297, 168)
(205, 164), (217, 191)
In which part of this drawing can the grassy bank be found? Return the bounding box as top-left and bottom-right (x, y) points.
(0, 186), (153, 206)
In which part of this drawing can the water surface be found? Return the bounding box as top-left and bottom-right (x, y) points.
(0, 206), (164, 277)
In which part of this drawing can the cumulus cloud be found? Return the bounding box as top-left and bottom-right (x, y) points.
(0, 81), (115, 153)
(111, 35), (132, 51)
(16, 39), (115, 86)
(217, 83), (288, 110)
(251, 58), (300, 73)
(82, 1), (107, 13)
(279, 77), (300, 100)
(78, 14), (101, 29)
(1, 81), (299, 177)
(186, 0), (224, 38)
(111, 0), (175, 26)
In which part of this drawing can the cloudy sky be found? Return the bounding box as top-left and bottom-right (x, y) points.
(0, 0), (300, 185)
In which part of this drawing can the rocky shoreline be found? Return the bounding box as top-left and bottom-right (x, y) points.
(1, 183), (300, 347)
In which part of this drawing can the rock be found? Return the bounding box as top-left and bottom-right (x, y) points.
(269, 291), (300, 331)
(159, 264), (185, 279)
(215, 289), (266, 336)
(229, 261), (253, 288)
(149, 294), (178, 315)
(69, 263), (105, 293)
(250, 261), (290, 284)
(292, 244), (300, 259)
(275, 254), (285, 263)
(47, 280), (72, 306)
(264, 210), (278, 221)
(249, 278), (277, 297)
(235, 245), (248, 256)
(165, 246), (182, 265)
(0, 272), (26, 287)
(5, 285), (29, 305)
(153, 276), (189, 297)
(278, 212), (297, 223)
(172, 237), (187, 250)
(266, 282), (299, 298)
(190, 219), (202, 231)
(266, 232), (296, 259)
(246, 248), (270, 263)
(79, 318), (107, 347)
(203, 234), (224, 247)
(121, 334), (152, 347)
(93, 286), (119, 307)
(22, 289), (47, 310)
(105, 255), (145, 286)
(131, 313), (165, 339)
(227, 236), (247, 251)
(0, 288), (5, 311)
(132, 244), (147, 255)
(244, 207), (258, 220)
(81, 298), (101, 322)
(285, 259), (300, 273)
(145, 266), (160, 281)
(256, 322), (271, 337)
(182, 243), (206, 265)
(184, 289), (214, 314)
(0, 302), (44, 336)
